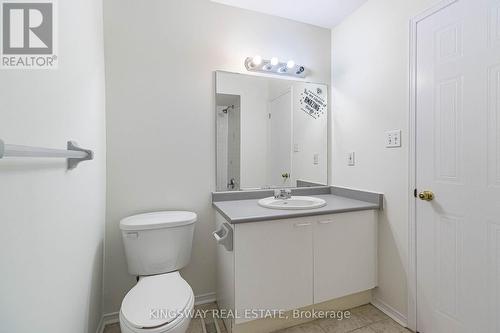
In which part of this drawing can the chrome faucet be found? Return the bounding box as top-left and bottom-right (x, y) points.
(274, 188), (292, 199)
(227, 178), (237, 190)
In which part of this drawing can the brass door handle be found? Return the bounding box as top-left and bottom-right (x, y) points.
(418, 191), (434, 201)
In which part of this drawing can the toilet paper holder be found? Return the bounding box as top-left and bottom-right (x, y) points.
(213, 222), (233, 252)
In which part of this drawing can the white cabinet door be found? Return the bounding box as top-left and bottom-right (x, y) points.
(234, 217), (313, 324)
(313, 211), (377, 304)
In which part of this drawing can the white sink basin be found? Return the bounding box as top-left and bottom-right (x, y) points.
(258, 196), (327, 210)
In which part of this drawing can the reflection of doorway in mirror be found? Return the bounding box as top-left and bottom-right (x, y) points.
(216, 94), (241, 191)
(227, 105), (240, 190)
(267, 88), (293, 187)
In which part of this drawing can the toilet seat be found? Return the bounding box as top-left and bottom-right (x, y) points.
(120, 272), (194, 331)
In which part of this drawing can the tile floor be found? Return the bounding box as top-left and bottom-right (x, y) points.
(103, 303), (411, 333)
(274, 304), (411, 333)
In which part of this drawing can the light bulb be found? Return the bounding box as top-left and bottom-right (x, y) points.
(286, 60), (295, 69)
(270, 57), (279, 66)
(252, 55), (262, 66)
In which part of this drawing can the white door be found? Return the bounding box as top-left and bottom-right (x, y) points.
(416, 0), (500, 332)
(268, 89), (293, 186)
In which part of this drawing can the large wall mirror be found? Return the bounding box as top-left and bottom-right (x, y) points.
(215, 71), (328, 191)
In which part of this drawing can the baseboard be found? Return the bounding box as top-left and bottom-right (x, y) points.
(233, 290), (372, 333)
(195, 291), (217, 305)
(371, 297), (407, 328)
(96, 292), (217, 333)
(96, 317), (104, 333)
(96, 312), (119, 333)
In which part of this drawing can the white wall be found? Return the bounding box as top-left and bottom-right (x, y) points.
(103, 0), (331, 314)
(0, 0), (106, 332)
(331, 0), (441, 320)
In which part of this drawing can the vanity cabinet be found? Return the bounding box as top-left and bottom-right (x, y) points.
(234, 217), (314, 316)
(313, 210), (377, 303)
(215, 209), (377, 332)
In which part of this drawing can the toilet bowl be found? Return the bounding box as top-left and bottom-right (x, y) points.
(118, 211), (197, 333)
(120, 272), (194, 333)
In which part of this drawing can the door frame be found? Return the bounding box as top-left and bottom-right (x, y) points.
(408, 0), (459, 331)
(267, 87), (294, 186)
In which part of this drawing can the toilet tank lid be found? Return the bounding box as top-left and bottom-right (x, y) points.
(120, 211), (197, 231)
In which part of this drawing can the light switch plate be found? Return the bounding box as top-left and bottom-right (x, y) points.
(313, 153), (319, 165)
(386, 130), (402, 148)
(348, 152), (355, 166)
(294, 144), (300, 152)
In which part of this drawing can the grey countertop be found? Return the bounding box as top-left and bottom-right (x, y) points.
(212, 192), (381, 224)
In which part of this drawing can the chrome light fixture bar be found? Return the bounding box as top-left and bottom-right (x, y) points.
(245, 56), (307, 78)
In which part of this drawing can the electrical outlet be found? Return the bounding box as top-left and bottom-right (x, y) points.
(348, 152), (355, 166)
(294, 144), (300, 152)
(386, 130), (402, 148)
(313, 153), (319, 165)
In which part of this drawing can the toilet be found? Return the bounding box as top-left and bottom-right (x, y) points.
(119, 211), (197, 333)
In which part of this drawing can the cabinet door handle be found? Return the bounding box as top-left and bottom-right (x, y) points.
(318, 220), (334, 225)
(294, 222), (312, 227)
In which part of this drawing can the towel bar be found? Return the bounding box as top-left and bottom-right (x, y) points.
(0, 139), (93, 170)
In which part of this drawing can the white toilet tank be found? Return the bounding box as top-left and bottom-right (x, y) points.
(120, 211), (197, 276)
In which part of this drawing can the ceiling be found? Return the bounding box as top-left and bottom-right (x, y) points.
(210, 0), (367, 28)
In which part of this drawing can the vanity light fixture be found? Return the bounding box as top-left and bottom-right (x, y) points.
(263, 62), (273, 71)
(249, 55), (262, 68)
(244, 56), (307, 78)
